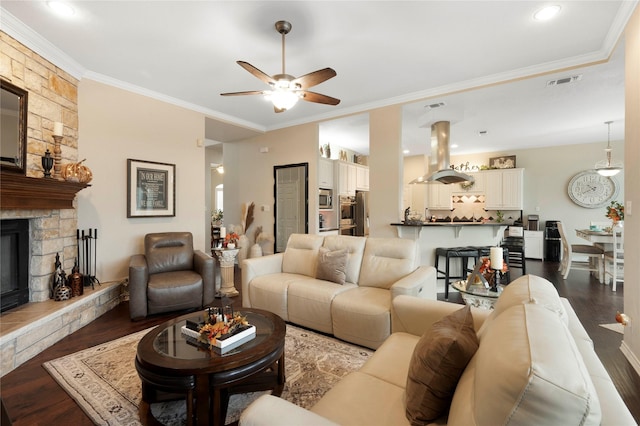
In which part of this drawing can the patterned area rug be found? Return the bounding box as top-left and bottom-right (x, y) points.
(43, 324), (373, 425)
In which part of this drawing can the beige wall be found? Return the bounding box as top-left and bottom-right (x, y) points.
(623, 4), (640, 374)
(369, 105), (404, 238)
(222, 124), (319, 238)
(77, 79), (207, 282)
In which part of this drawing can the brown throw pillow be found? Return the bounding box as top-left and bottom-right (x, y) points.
(316, 247), (348, 285)
(405, 305), (479, 425)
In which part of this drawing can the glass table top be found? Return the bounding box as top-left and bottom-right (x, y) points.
(153, 310), (274, 359)
(451, 280), (504, 298)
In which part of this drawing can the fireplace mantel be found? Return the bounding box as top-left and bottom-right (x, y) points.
(0, 171), (90, 210)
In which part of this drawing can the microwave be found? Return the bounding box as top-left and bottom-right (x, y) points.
(319, 188), (333, 209)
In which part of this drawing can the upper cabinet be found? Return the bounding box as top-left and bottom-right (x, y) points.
(355, 164), (369, 191)
(336, 161), (357, 196)
(484, 168), (523, 210)
(319, 157), (334, 189)
(426, 183), (452, 210)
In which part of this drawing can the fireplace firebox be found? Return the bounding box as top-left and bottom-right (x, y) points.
(1, 219), (30, 312)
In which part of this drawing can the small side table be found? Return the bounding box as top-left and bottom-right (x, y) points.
(213, 248), (240, 297)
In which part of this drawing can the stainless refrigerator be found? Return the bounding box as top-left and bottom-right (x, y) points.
(355, 191), (369, 236)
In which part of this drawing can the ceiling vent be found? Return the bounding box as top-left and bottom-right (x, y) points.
(424, 102), (446, 110)
(546, 74), (583, 87)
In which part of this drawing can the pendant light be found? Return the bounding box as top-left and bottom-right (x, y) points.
(595, 121), (622, 177)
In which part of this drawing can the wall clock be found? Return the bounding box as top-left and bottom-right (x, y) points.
(567, 170), (619, 208)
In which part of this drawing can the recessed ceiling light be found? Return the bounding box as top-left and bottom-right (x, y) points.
(534, 5), (560, 21)
(403, 149), (410, 155)
(450, 144), (459, 149)
(47, 1), (75, 17)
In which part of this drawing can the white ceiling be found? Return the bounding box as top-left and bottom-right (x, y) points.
(1, 1), (635, 156)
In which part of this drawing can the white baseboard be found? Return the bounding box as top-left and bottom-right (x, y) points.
(620, 340), (640, 378)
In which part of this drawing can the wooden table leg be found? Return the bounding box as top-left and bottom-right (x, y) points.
(194, 375), (210, 425)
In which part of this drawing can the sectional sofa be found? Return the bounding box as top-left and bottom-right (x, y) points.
(240, 274), (636, 426)
(241, 233), (437, 349)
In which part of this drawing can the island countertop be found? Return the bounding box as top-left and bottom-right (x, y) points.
(390, 221), (512, 227)
(391, 222), (510, 266)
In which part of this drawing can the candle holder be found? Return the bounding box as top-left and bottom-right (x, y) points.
(41, 149), (54, 178)
(53, 135), (63, 179)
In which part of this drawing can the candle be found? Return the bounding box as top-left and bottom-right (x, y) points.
(220, 227), (226, 238)
(53, 122), (64, 136)
(490, 247), (503, 270)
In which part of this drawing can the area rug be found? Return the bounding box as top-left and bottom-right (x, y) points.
(599, 323), (625, 334)
(43, 324), (373, 425)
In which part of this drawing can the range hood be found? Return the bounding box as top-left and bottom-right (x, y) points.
(411, 120), (473, 185)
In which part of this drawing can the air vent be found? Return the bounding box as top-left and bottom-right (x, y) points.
(546, 74), (583, 87)
(424, 102), (446, 109)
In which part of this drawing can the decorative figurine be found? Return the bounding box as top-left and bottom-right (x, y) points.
(42, 149), (54, 178)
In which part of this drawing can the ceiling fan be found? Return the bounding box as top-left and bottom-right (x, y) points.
(221, 20), (340, 113)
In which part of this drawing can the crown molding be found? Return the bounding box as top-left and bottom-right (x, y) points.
(1, 8), (85, 79)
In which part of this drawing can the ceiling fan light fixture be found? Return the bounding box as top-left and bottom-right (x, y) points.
(595, 121), (623, 176)
(268, 89), (300, 110)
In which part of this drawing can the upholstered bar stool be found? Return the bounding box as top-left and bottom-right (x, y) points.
(434, 247), (479, 300)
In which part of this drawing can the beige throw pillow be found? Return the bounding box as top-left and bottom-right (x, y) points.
(405, 305), (479, 425)
(316, 247), (348, 285)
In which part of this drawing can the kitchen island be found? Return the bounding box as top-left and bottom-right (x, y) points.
(391, 221), (509, 268)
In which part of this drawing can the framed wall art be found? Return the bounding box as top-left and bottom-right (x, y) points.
(127, 159), (175, 218)
(489, 155), (516, 169)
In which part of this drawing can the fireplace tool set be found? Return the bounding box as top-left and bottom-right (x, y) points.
(77, 228), (100, 289)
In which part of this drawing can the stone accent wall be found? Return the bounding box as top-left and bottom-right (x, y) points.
(1, 32), (81, 301)
(1, 31), (79, 176)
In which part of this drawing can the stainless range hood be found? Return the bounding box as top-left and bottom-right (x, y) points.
(411, 120), (473, 185)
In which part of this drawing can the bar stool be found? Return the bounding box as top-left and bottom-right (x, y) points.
(434, 247), (479, 300)
(501, 236), (526, 275)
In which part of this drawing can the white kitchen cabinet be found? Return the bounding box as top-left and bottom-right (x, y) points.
(355, 164), (369, 191)
(524, 230), (544, 260)
(484, 168), (523, 210)
(318, 158), (334, 189)
(336, 161), (357, 196)
(426, 183), (452, 210)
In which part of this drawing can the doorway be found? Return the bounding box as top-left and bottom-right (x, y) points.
(274, 163), (308, 252)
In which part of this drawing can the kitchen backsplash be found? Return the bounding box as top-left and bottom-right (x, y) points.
(428, 195), (522, 223)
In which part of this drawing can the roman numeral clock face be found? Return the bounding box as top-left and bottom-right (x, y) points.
(568, 171), (620, 208)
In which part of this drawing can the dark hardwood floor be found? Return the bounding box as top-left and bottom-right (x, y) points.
(1, 261), (638, 425)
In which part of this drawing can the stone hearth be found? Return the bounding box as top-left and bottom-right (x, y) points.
(0, 281), (122, 376)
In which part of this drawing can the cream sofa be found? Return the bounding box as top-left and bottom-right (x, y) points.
(241, 233), (437, 349)
(240, 275), (636, 426)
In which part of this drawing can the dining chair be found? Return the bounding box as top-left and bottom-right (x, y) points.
(557, 222), (604, 280)
(604, 225), (624, 291)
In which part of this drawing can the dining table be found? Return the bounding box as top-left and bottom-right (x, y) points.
(575, 228), (614, 283)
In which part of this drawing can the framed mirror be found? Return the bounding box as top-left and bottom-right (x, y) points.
(274, 163), (309, 253)
(1, 79), (28, 174)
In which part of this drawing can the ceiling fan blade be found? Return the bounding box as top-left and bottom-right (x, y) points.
(300, 91), (341, 106)
(220, 90), (265, 96)
(237, 61), (276, 85)
(292, 68), (337, 89)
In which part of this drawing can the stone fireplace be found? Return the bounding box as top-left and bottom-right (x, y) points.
(0, 205), (80, 307)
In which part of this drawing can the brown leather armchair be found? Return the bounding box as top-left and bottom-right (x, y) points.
(129, 232), (215, 320)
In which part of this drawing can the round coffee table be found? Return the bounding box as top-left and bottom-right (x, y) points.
(136, 308), (286, 426)
(451, 280), (504, 310)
